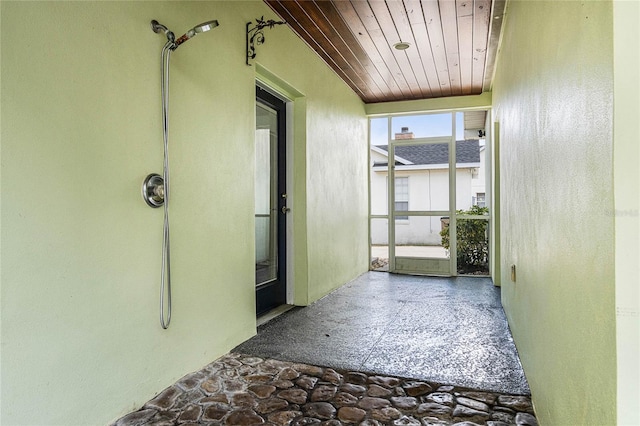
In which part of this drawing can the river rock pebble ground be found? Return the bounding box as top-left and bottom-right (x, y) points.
(113, 353), (537, 426)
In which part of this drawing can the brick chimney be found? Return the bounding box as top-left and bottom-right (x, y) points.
(395, 126), (414, 140)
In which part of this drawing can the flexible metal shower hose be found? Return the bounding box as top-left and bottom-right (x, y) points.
(160, 41), (174, 329)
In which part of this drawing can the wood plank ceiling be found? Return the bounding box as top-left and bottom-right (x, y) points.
(264, 0), (506, 104)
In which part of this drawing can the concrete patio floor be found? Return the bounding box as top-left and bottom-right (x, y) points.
(235, 272), (529, 395)
(114, 272), (535, 425)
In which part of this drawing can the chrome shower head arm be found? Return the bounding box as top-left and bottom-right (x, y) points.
(151, 20), (175, 43)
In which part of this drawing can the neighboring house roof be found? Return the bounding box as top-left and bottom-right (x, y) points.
(373, 140), (480, 166)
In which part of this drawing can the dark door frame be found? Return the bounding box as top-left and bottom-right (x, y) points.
(255, 85), (287, 316)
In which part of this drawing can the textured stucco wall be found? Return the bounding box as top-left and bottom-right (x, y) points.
(253, 22), (369, 306)
(0, 2), (368, 424)
(613, 1), (640, 424)
(492, 1), (616, 424)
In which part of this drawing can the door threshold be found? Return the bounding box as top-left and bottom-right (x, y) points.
(257, 304), (295, 327)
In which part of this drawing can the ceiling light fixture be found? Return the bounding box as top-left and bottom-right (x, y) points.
(393, 41), (410, 50)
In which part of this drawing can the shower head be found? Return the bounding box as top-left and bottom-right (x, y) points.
(194, 21), (219, 33)
(174, 20), (219, 48)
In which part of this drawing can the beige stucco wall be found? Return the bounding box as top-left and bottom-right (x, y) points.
(492, 1), (616, 424)
(0, 1), (368, 424)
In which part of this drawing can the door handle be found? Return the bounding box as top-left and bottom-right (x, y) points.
(281, 206), (291, 214)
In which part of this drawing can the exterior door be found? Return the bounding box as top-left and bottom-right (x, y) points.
(255, 86), (287, 315)
(388, 113), (455, 275)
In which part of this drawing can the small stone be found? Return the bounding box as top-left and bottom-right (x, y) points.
(268, 410), (303, 425)
(451, 422), (482, 426)
(497, 396), (533, 413)
(360, 420), (383, 426)
(200, 377), (222, 394)
(223, 378), (245, 392)
(403, 381), (432, 397)
(338, 406), (367, 423)
(237, 365), (255, 376)
(515, 412), (539, 426)
(246, 374), (274, 383)
(456, 397), (489, 413)
(232, 392), (257, 408)
(459, 391), (497, 405)
(416, 402), (452, 416)
(368, 384), (393, 397)
(452, 404), (490, 419)
(278, 367), (301, 380)
(322, 369), (343, 384)
(425, 392), (454, 406)
(333, 392), (359, 407)
(203, 403), (229, 421)
(295, 364), (325, 377)
(368, 376), (401, 388)
(263, 358), (291, 370)
(341, 383), (367, 396)
(321, 420), (342, 426)
(225, 408), (265, 424)
(421, 416), (451, 426)
(200, 394), (229, 404)
(204, 360), (225, 372)
(256, 397), (289, 414)
(177, 372), (205, 390)
(345, 372), (368, 385)
(115, 409), (157, 426)
(437, 385), (455, 392)
(177, 405), (202, 422)
(241, 356), (264, 366)
(279, 389), (309, 404)
(358, 397), (391, 410)
(371, 407), (402, 422)
(222, 368), (240, 378)
(487, 422), (511, 426)
(391, 396), (418, 410)
(394, 387), (407, 396)
(173, 389), (205, 411)
(304, 402), (336, 420)
(148, 411), (179, 426)
(297, 376), (319, 390)
(312, 385), (338, 401)
(491, 411), (515, 423)
(292, 417), (321, 425)
(273, 379), (295, 389)
(249, 384), (277, 399)
(144, 386), (181, 410)
(224, 358), (243, 368)
(393, 415), (421, 425)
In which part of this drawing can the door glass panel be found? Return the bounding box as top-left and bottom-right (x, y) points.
(255, 104), (278, 285)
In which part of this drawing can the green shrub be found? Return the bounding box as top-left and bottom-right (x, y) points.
(440, 205), (489, 273)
